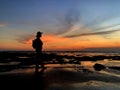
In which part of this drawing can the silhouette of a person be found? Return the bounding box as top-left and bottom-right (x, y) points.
(32, 31), (46, 72)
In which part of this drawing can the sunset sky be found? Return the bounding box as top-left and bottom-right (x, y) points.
(1, 0), (120, 51)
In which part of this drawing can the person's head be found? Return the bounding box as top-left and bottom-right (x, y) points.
(36, 31), (42, 38)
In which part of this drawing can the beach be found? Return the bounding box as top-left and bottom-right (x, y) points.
(0, 51), (120, 90)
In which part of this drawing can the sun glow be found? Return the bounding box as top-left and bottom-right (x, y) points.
(18, 33), (120, 51)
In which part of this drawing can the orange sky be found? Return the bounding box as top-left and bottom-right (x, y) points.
(0, 32), (120, 51)
(7, 33), (119, 51)
(0, 28), (120, 51)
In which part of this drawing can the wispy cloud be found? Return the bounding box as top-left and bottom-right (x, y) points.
(54, 8), (81, 35)
(54, 8), (120, 37)
(0, 23), (6, 28)
(64, 29), (120, 38)
(17, 33), (69, 44)
(94, 23), (120, 31)
(17, 34), (34, 44)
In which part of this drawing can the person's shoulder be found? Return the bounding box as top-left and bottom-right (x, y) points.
(33, 38), (38, 42)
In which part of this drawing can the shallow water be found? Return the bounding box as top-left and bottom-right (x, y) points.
(0, 51), (120, 90)
(44, 51), (120, 90)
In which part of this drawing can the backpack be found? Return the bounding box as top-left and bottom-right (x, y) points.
(32, 39), (37, 49)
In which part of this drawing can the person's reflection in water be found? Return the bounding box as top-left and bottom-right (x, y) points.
(33, 68), (46, 90)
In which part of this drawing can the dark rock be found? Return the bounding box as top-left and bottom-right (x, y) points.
(93, 63), (106, 71)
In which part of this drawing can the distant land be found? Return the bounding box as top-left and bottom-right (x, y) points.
(0, 47), (120, 53)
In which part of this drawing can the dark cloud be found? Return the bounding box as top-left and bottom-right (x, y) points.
(64, 29), (120, 38)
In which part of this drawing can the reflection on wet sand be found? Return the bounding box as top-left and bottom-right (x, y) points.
(33, 68), (46, 90)
(0, 68), (46, 90)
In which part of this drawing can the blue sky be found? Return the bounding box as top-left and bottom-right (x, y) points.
(1, 0), (120, 51)
(1, 0), (120, 30)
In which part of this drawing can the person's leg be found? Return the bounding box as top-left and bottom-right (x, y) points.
(35, 63), (39, 73)
(40, 61), (45, 68)
(35, 52), (40, 72)
(37, 51), (46, 69)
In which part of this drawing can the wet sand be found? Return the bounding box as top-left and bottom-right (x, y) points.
(0, 67), (45, 90)
(0, 64), (120, 90)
